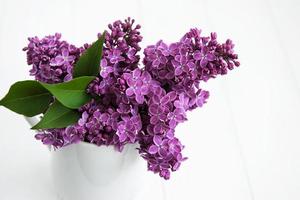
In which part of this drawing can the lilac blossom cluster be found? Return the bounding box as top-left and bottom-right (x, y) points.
(23, 33), (86, 83)
(28, 18), (239, 179)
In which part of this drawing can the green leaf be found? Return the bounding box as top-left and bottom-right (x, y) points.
(32, 100), (81, 129)
(73, 32), (105, 77)
(41, 76), (95, 109)
(0, 80), (52, 117)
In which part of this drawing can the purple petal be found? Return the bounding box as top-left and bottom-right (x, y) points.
(140, 85), (149, 95)
(61, 48), (69, 57)
(187, 61), (196, 69)
(135, 79), (143, 87)
(180, 55), (187, 65)
(153, 59), (160, 67)
(171, 59), (180, 68)
(135, 95), (145, 104)
(35, 134), (45, 140)
(63, 74), (72, 82)
(159, 55), (168, 64)
(126, 88), (134, 96)
(153, 123), (163, 134)
(165, 72), (175, 80)
(113, 49), (121, 56)
(55, 69), (63, 76)
(100, 113), (109, 122)
(153, 135), (162, 146)
(206, 53), (215, 61)
(149, 104), (159, 115)
(123, 73), (131, 80)
(101, 58), (108, 67)
(158, 148), (168, 157)
(30, 65), (38, 75)
(175, 67), (183, 76)
(168, 91), (177, 101)
(148, 145), (158, 154)
(66, 55), (75, 62)
(152, 95), (161, 104)
(172, 162), (181, 171)
(150, 116), (159, 124)
(166, 130), (174, 139)
(133, 68), (141, 78)
(159, 113), (167, 121)
(169, 119), (177, 128)
(126, 78), (135, 87)
(54, 56), (64, 66)
(200, 58), (208, 68)
(142, 71), (151, 82)
(175, 55), (181, 62)
(161, 95), (170, 105)
(118, 132), (127, 142)
(193, 50), (202, 60)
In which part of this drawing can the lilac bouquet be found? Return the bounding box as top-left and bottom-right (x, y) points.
(0, 18), (239, 179)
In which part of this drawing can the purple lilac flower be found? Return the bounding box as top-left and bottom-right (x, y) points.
(196, 90), (210, 107)
(50, 48), (76, 66)
(96, 17), (142, 79)
(23, 33), (85, 83)
(123, 68), (154, 104)
(35, 124), (86, 149)
(107, 49), (125, 64)
(174, 93), (190, 111)
(138, 133), (187, 180)
(193, 47), (216, 68)
(116, 115), (142, 143)
(31, 18), (239, 180)
(144, 28), (239, 84)
(35, 129), (64, 148)
(100, 59), (114, 78)
(167, 108), (186, 128)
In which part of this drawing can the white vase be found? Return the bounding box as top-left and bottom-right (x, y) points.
(51, 142), (147, 200)
(25, 117), (160, 200)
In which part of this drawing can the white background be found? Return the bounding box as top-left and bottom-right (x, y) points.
(0, 0), (299, 199)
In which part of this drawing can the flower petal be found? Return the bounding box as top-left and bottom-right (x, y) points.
(148, 145), (158, 154)
(200, 58), (208, 68)
(126, 88), (134, 96)
(153, 135), (162, 146)
(206, 53), (216, 61)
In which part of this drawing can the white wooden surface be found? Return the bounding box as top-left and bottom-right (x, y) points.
(0, 0), (299, 199)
